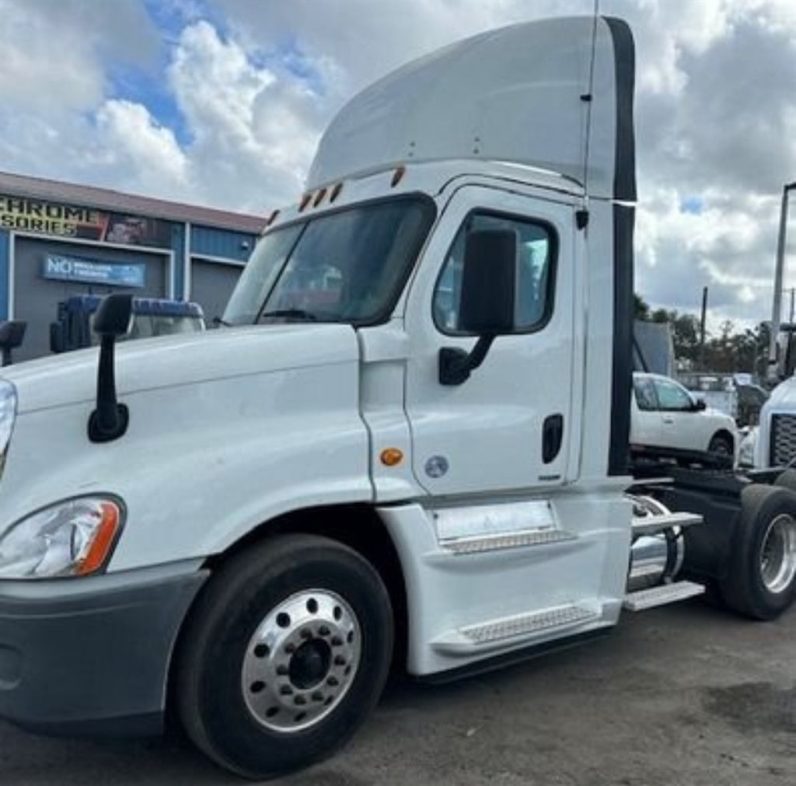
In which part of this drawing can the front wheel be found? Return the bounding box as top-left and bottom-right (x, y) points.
(175, 534), (394, 779)
(708, 434), (734, 460)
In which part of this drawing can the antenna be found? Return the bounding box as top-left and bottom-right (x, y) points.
(581, 0), (600, 196)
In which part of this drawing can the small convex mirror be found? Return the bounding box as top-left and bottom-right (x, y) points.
(93, 293), (134, 337)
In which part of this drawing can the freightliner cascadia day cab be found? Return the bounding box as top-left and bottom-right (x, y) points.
(1, 16), (796, 780)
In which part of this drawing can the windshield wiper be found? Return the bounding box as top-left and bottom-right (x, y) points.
(260, 308), (318, 322)
(212, 316), (233, 327)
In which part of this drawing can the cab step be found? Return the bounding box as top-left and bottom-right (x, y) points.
(623, 580), (705, 611)
(631, 511), (702, 537)
(442, 528), (576, 555)
(433, 603), (599, 655)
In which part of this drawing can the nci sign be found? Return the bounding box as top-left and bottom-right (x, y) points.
(42, 254), (146, 289)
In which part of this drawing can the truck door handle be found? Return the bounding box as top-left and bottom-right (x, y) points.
(662, 416), (674, 424)
(542, 414), (564, 464)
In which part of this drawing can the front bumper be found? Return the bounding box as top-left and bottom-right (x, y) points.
(0, 560), (208, 736)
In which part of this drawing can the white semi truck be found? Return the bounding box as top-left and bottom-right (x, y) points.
(0, 16), (795, 780)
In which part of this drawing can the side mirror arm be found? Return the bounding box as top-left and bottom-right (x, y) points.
(88, 333), (129, 442)
(88, 294), (133, 443)
(439, 335), (495, 386)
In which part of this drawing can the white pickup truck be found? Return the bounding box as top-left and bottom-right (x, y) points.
(631, 372), (738, 464)
(0, 16), (795, 781)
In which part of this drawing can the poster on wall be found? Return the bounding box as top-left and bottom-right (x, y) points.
(42, 254), (146, 289)
(0, 194), (172, 248)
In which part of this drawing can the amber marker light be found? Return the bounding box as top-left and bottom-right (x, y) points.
(299, 193), (313, 212)
(380, 448), (404, 467)
(265, 209), (280, 227)
(313, 188), (327, 207)
(329, 182), (343, 202)
(391, 166), (406, 187)
(75, 501), (122, 576)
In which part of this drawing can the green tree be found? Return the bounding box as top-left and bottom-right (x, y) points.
(634, 293), (650, 320)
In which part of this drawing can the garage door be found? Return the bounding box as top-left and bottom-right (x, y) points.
(13, 237), (168, 362)
(190, 259), (243, 325)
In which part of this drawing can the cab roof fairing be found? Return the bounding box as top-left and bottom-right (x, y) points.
(307, 16), (636, 204)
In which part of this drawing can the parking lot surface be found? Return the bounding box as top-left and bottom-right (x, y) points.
(2, 599), (795, 785)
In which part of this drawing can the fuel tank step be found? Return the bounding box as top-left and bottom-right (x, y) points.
(432, 603), (599, 655)
(623, 580), (705, 611)
(631, 511), (702, 537)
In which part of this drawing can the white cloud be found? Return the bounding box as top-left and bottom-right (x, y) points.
(0, 0), (157, 113)
(167, 19), (325, 211)
(94, 100), (189, 195)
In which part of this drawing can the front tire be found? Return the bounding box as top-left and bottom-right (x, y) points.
(175, 534), (394, 779)
(708, 433), (733, 459)
(719, 485), (796, 620)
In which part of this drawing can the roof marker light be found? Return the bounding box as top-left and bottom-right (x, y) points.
(299, 193), (313, 212)
(265, 209), (280, 227)
(313, 188), (327, 207)
(329, 182), (343, 203)
(391, 166), (406, 188)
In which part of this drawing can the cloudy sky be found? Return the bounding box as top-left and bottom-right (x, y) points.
(1, 0), (795, 329)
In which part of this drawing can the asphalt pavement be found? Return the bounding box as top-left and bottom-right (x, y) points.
(2, 599), (795, 785)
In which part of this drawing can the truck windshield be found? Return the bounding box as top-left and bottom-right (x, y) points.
(223, 197), (435, 326)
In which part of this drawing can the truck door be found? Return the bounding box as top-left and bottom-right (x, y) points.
(650, 376), (706, 451)
(631, 374), (664, 448)
(404, 186), (579, 495)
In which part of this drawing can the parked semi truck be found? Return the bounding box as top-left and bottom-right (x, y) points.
(50, 295), (205, 354)
(1, 16), (795, 780)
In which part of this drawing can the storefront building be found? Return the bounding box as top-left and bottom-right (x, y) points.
(0, 171), (264, 361)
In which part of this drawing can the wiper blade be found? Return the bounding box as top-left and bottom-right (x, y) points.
(212, 316), (233, 327)
(260, 308), (318, 322)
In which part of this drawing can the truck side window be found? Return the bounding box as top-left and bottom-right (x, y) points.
(653, 378), (694, 411)
(433, 212), (555, 334)
(633, 376), (658, 411)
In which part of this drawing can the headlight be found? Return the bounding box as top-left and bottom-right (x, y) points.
(0, 380), (17, 476)
(0, 497), (124, 579)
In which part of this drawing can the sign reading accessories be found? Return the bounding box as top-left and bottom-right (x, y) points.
(0, 194), (172, 248)
(42, 254), (146, 289)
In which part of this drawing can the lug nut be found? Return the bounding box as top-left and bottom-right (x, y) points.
(331, 636), (343, 647)
(276, 664), (289, 676)
(327, 676), (339, 687)
(294, 695), (307, 706)
(280, 685), (293, 696)
(284, 643), (296, 654)
(312, 691), (324, 702)
(334, 655), (346, 666)
(318, 625), (330, 636)
(300, 629), (313, 640)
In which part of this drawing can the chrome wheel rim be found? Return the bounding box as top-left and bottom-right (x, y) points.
(760, 514), (796, 594)
(242, 589), (361, 733)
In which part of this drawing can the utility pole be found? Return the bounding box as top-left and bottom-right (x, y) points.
(790, 287), (795, 326)
(699, 286), (708, 370)
(768, 181), (796, 383)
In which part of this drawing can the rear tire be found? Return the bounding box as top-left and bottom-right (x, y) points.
(175, 534), (393, 779)
(719, 485), (796, 620)
(774, 469), (796, 494)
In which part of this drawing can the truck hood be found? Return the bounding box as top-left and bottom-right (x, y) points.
(2, 324), (360, 414)
(762, 377), (796, 416)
